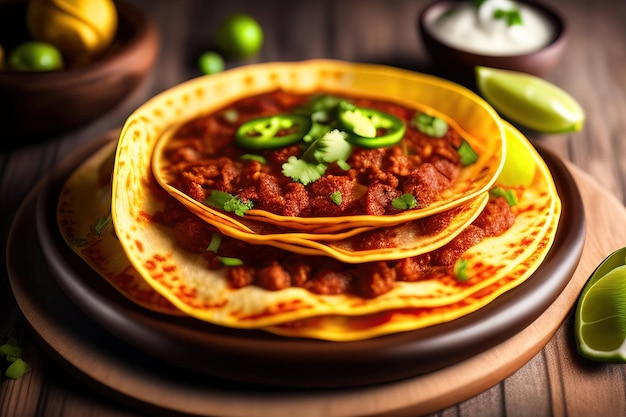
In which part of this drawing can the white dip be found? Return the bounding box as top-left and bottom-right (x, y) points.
(426, 0), (556, 55)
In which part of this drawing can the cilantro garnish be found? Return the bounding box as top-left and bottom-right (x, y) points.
(70, 214), (112, 247)
(294, 94), (342, 123)
(204, 190), (253, 216)
(315, 129), (353, 163)
(206, 233), (244, 266)
(458, 139), (479, 166)
(239, 154), (267, 164)
(1, 338), (30, 379)
(493, 8), (523, 26)
(454, 259), (470, 282)
(415, 113), (448, 138)
(91, 214), (112, 237)
(392, 193), (418, 210)
(282, 156), (327, 185)
(473, 0), (523, 26)
(282, 129), (352, 185)
(330, 191), (342, 205)
(490, 187), (518, 206)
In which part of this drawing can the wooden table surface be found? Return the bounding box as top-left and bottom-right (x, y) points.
(2, 0), (626, 416)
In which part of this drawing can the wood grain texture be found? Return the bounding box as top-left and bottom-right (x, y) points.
(2, 0), (626, 416)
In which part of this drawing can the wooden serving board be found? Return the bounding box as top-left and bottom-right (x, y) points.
(7, 140), (626, 417)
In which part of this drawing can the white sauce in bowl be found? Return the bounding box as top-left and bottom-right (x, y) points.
(426, 0), (556, 56)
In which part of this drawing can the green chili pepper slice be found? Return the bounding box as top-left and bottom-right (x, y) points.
(235, 114), (312, 150)
(337, 101), (406, 148)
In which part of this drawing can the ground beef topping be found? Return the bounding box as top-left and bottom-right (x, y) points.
(153, 195), (516, 299)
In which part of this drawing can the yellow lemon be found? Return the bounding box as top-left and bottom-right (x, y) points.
(27, 0), (118, 65)
(496, 121), (536, 187)
(575, 247), (626, 362)
(476, 66), (585, 134)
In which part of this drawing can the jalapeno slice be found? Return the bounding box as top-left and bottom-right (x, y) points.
(337, 101), (406, 148)
(235, 114), (312, 150)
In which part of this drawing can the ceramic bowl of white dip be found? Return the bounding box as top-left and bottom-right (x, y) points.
(418, 0), (567, 85)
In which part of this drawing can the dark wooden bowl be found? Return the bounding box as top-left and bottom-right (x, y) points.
(0, 0), (158, 145)
(418, 0), (567, 87)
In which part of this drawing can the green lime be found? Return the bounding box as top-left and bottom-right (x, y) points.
(476, 66), (585, 134)
(8, 41), (64, 71)
(497, 122), (536, 187)
(198, 51), (224, 75)
(575, 247), (626, 362)
(214, 13), (263, 58)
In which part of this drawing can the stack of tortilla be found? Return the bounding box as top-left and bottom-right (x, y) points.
(56, 61), (561, 341)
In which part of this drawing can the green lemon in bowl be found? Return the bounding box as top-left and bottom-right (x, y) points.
(575, 247), (626, 362)
(476, 66), (585, 134)
(8, 41), (64, 71)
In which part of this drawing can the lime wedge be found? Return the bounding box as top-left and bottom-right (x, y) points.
(497, 121), (536, 187)
(476, 66), (585, 134)
(575, 247), (626, 362)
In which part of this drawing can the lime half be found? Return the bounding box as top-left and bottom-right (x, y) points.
(476, 66), (585, 134)
(575, 247), (626, 362)
(497, 121), (536, 187)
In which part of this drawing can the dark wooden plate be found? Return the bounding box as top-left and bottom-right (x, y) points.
(17, 130), (626, 416)
(26, 131), (586, 390)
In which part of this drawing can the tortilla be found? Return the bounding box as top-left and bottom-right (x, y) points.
(150, 62), (505, 233)
(106, 95), (557, 329)
(58, 112), (560, 342)
(152, 90), (503, 234)
(186, 192), (490, 263)
(57, 139), (182, 316)
(264, 212), (560, 341)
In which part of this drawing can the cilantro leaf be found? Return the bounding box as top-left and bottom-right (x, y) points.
(204, 190), (253, 216)
(1, 337), (30, 379)
(454, 259), (470, 282)
(294, 94), (342, 122)
(392, 193), (418, 210)
(415, 113), (448, 138)
(285, 129), (352, 185)
(206, 233), (244, 266)
(239, 154), (267, 164)
(218, 256), (244, 266)
(0, 338), (22, 359)
(493, 8), (523, 26)
(458, 139), (479, 166)
(489, 187), (518, 206)
(330, 191), (342, 205)
(282, 156), (327, 185)
(5, 358), (30, 379)
(91, 214), (112, 236)
(315, 129), (353, 163)
(206, 233), (222, 252)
